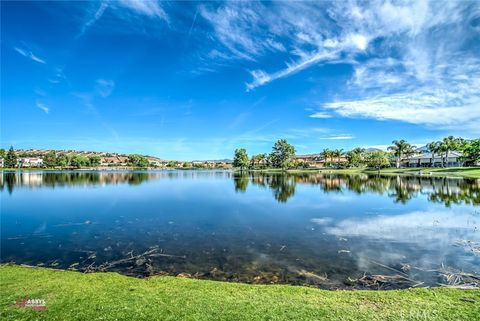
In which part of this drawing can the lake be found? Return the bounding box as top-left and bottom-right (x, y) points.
(1, 170), (479, 289)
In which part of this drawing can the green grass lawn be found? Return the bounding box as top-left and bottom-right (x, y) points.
(364, 167), (480, 178)
(1, 265), (478, 321)
(251, 167), (480, 178)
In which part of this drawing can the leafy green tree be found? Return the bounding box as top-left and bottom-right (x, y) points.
(0, 148), (5, 159)
(43, 151), (57, 168)
(56, 155), (70, 168)
(365, 151), (390, 171)
(269, 139), (295, 169)
(426, 141), (442, 167)
(388, 140), (414, 168)
(461, 139), (480, 165)
(70, 155), (89, 168)
(5, 146), (17, 168)
(88, 156), (101, 167)
(128, 154), (150, 168)
(346, 148), (365, 167)
(233, 148), (249, 171)
(167, 161), (179, 168)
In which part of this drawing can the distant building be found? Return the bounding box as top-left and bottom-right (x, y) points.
(295, 154), (347, 168)
(296, 154), (324, 168)
(17, 157), (44, 168)
(402, 151), (464, 167)
(0, 158), (4, 167)
(148, 159), (165, 167)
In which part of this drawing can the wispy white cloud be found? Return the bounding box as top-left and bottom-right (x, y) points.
(323, 94), (480, 131)
(36, 101), (49, 114)
(95, 79), (115, 97)
(309, 111), (332, 119)
(117, 0), (168, 20)
(200, 1), (480, 132)
(78, 0), (168, 37)
(14, 47), (46, 64)
(246, 50), (340, 91)
(318, 135), (355, 140)
(286, 127), (332, 139)
(47, 67), (68, 85)
(78, 1), (108, 37)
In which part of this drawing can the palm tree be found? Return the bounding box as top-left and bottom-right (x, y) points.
(388, 140), (414, 168)
(427, 141), (441, 167)
(258, 153), (267, 168)
(321, 149), (332, 167)
(441, 136), (465, 167)
(332, 149), (344, 168)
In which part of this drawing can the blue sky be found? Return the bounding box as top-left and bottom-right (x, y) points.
(1, 1), (479, 160)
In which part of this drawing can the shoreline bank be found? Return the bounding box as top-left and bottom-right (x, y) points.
(2, 166), (479, 178)
(1, 265), (478, 320)
(242, 167), (480, 179)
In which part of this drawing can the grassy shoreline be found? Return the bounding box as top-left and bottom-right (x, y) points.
(1, 265), (479, 321)
(247, 167), (480, 178)
(2, 167), (479, 178)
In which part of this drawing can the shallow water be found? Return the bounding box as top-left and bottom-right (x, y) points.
(1, 170), (479, 289)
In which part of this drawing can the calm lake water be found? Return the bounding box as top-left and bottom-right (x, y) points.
(1, 170), (479, 289)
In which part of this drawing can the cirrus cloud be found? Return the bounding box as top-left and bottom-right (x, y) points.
(200, 1), (480, 132)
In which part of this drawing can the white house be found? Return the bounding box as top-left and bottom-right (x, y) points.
(402, 151), (463, 167)
(17, 157), (44, 167)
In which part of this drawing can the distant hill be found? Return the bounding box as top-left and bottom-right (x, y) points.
(6, 149), (234, 168)
(192, 159), (233, 164)
(12, 149), (164, 166)
(415, 145), (429, 152)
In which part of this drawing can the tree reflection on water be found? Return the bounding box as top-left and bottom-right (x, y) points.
(1, 170), (478, 207)
(234, 172), (480, 206)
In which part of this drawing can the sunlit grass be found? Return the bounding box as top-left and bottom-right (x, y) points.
(1, 265), (479, 321)
(251, 167), (480, 178)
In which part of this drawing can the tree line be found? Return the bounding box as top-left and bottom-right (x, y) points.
(233, 137), (480, 171)
(0, 147), (152, 168)
(234, 139), (298, 171)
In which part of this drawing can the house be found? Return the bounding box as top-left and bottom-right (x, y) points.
(0, 158), (3, 167)
(295, 154), (348, 168)
(402, 151), (464, 167)
(17, 157), (44, 167)
(148, 159), (165, 167)
(296, 154), (324, 168)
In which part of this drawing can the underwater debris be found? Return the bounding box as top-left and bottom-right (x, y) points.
(400, 263), (411, 272)
(348, 272), (422, 289)
(297, 270), (328, 282)
(454, 240), (480, 256)
(83, 247), (185, 273)
(437, 266), (480, 289)
(50, 260), (60, 267)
